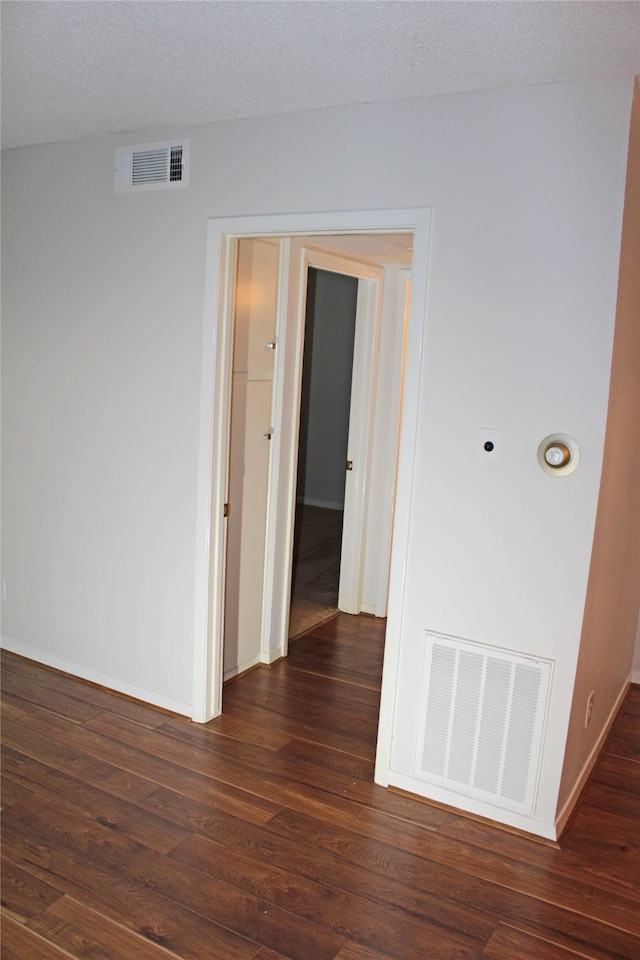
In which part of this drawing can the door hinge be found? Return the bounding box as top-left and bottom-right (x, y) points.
(346, 460), (353, 471)
(223, 502), (230, 518)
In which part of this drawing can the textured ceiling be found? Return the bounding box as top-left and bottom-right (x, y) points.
(2, 1), (639, 150)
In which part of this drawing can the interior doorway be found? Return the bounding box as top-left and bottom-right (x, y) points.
(222, 234), (413, 678)
(223, 238), (401, 678)
(289, 267), (359, 639)
(193, 208), (430, 726)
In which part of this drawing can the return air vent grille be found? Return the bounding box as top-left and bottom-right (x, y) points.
(414, 633), (552, 814)
(115, 139), (189, 192)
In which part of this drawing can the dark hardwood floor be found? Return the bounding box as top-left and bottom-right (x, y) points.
(289, 504), (343, 639)
(2, 615), (639, 959)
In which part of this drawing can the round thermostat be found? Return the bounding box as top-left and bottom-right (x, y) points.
(537, 434), (579, 476)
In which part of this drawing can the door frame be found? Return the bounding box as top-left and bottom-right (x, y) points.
(259, 243), (382, 668)
(192, 209), (431, 735)
(296, 249), (383, 616)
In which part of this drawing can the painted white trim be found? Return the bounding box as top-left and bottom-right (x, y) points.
(1, 635), (191, 717)
(192, 233), (237, 722)
(258, 238), (289, 668)
(195, 208), (432, 733)
(554, 679), (631, 837)
(192, 229), (219, 722)
(370, 269), (412, 617)
(260, 647), (285, 666)
(388, 769), (558, 841)
(374, 210), (432, 784)
(223, 653), (263, 683)
(338, 275), (381, 614)
(265, 238), (309, 665)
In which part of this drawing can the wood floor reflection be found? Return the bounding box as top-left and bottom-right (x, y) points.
(289, 503), (342, 638)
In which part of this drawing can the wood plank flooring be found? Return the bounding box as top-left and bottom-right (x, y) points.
(2, 615), (640, 959)
(289, 504), (343, 640)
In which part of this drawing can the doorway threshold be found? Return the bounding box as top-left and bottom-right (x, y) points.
(289, 608), (341, 643)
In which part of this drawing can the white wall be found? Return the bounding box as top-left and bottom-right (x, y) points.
(1, 144), (205, 712)
(558, 77), (640, 819)
(1, 79), (632, 829)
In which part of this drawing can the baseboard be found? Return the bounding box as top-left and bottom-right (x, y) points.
(261, 645), (286, 665)
(386, 769), (558, 841)
(555, 679), (630, 838)
(224, 646), (284, 682)
(1, 634), (192, 717)
(223, 652), (262, 683)
(632, 667), (640, 684)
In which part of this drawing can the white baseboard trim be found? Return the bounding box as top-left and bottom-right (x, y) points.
(223, 647), (284, 683)
(1, 634), (192, 717)
(360, 602), (377, 616)
(386, 769), (557, 841)
(297, 496), (344, 511)
(223, 653), (262, 683)
(262, 646), (286, 665)
(554, 679), (630, 838)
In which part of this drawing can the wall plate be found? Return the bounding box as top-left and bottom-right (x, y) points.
(480, 428), (501, 462)
(537, 433), (580, 476)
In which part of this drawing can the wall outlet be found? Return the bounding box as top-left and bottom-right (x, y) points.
(585, 690), (595, 728)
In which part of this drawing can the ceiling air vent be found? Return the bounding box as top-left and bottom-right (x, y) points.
(115, 139), (189, 192)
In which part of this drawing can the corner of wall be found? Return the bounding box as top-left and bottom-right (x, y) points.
(632, 610), (640, 683)
(557, 75), (640, 818)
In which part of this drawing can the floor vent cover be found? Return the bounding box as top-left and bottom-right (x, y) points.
(414, 632), (552, 813)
